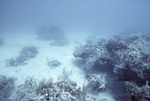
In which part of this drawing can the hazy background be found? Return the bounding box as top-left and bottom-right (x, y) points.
(0, 0), (150, 36)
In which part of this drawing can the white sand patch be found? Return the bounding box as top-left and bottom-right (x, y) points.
(0, 32), (85, 85)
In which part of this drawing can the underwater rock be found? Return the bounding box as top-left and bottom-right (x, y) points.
(47, 59), (61, 68)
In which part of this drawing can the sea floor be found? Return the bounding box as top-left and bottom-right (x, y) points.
(0, 32), (115, 101)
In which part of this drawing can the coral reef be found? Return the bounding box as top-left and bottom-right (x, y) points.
(9, 77), (102, 101)
(73, 39), (112, 71)
(73, 33), (150, 101)
(125, 81), (150, 101)
(6, 46), (38, 67)
(31, 80), (97, 101)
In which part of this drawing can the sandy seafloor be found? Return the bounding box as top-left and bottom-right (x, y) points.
(0, 32), (115, 100)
